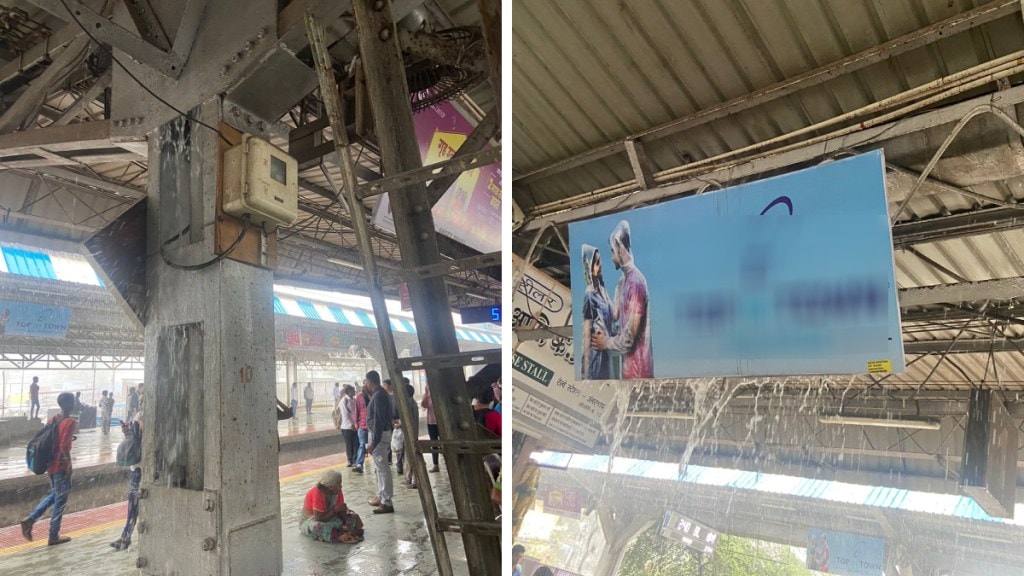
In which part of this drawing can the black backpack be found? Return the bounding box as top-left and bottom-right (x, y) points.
(25, 416), (62, 475)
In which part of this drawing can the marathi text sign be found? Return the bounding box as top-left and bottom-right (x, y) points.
(511, 255), (616, 450)
(660, 510), (720, 556)
(807, 528), (885, 576)
(569, 150), (904, 380)
(0, 299), (70, 338)
(372, 97), (501, 254)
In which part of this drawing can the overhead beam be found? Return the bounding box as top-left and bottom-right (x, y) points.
(522, 82), (1024, 230)
(169, 0), (209, 67)
(892, 205), (1024, 248)
(0, 24), (81, 87)
(0, 34), (92, 134)
(52, 71), (111, 126)
(21, 165), (146, 200)
(512, 0), (1021, 186)
(900, 277), (1024, 307)
(0, 120), (112, 153)
(122, 0), (171, 50)
(26, 0), (181, 78)
(398, 28), (488, 74)
(624, 139), (654, 190)
(903, 338), (1023, 354)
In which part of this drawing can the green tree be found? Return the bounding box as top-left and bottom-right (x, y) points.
(619, 526), (814, 576)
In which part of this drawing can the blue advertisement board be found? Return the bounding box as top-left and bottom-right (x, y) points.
(0, 299), (71, 338)
(807, 528), (885, 576)
(569, 150), (904, 380)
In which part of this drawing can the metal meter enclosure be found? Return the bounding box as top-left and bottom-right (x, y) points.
(223, 134), (298, 230)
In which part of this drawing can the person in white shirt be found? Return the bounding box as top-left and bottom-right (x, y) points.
(338, 385), (358, 466)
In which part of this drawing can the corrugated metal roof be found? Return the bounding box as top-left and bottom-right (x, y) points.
(513, 0), (1024, 208)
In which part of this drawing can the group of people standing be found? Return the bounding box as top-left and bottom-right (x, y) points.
(288, 381), (317, 417)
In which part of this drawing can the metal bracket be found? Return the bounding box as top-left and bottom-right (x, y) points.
(395, 349), (501, 372)
(417, 439), (502, 454)
(398, 251), (501, 282)
(355, 146), (501, 199)
(515, 325), (572, 341)
(436, 518), (501, 536)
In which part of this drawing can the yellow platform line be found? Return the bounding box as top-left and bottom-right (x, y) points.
(0, 519), (123, 556)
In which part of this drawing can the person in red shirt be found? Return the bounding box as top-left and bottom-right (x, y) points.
(299, 469), (363, 543)
(20, 392), (76, 545)
(473, 387), (501, 436)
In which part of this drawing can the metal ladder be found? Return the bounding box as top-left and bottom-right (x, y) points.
(305, 8), (501, 576)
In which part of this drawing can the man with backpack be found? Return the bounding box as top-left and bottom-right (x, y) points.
(20, 392), (77, 546)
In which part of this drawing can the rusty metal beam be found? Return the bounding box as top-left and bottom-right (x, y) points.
(350, 2), (501, 574)
(398, 27), (487, 74)
(475, 0), (500, 111)
(355, 145), (500, 199)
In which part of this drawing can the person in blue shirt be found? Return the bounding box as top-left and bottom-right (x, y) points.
(512, 544), (525, 576)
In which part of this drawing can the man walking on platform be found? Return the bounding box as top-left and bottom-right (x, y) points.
(20, 392), (77, 546)
(29, 376), (40, 420)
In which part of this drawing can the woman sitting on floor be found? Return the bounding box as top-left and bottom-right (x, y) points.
(299, 470), (364, 543)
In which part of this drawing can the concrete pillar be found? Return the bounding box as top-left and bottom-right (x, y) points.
(138, 101), (281, 575)
(592, 508), (655, 576)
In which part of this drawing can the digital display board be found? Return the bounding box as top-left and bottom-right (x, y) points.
(460, 305), (500, 324)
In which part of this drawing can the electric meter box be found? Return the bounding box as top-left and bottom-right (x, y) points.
(222, 134), (298, 230)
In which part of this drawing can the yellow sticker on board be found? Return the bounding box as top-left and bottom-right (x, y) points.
(867, 360), (892, 373)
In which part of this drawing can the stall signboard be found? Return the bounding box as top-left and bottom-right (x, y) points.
(569, 150), (904, 380)
(806, 528), (885, 576)
(512, 255), (616, 450)
(536, 485), (583, 519)
(0, 300), (70, 338)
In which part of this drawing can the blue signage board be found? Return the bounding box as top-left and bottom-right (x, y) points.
(0, 299), (71, 338)
(807, 528), (885, 576)
(569, 150), (904, 380)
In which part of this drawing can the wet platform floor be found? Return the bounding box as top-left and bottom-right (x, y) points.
(0, 451), (470, 575)
(0, 410), (339, 482)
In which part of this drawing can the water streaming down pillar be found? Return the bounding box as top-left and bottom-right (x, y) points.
(140, 103), (282, 575)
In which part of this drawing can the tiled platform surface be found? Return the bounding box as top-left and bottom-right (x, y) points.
(0, 451), (470, 576)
